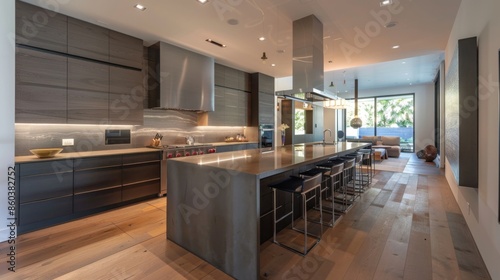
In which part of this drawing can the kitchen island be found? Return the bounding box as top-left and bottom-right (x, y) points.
(166, 142), (369, 280)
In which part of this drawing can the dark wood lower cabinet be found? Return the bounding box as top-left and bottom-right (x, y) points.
(123, 180), (160, 201)
(17, 151), (162, 234)
(20, 196), (73, 226)
(74, 187), (122, 212)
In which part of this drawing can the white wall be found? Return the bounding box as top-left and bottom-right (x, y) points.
(444, 0), (500, 277)
(0, 0), (16, 241)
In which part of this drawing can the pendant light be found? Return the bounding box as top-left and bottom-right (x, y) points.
(261, 52), (268, 60)
(350, 79), (362, 129)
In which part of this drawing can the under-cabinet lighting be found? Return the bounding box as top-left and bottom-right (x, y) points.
(134, 4), (146, 11)
(392, 45), (400, 49)
(197, 0), (209, 4)
(198, 155), (251, 165)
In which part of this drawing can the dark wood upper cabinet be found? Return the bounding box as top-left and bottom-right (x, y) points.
(251, 73), (275, 126)
(109, 66), (144, 125)
(109, 31), (143, 69)
(15, 2), (145, 125)
(15, 1), (68, 53)
(67, 58), (109, 124)
(199, 64), (251, 126)
(68, 17), (109, 62)
(15, 47), (67, 123)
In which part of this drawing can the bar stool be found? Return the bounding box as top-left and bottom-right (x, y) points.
(359, 148), (373, 185)
(316, 160), (344, 226)
(345, 153), (364, 194)
(299, 167), (329, 224)
(270, 172), (323, 255)
(338, 156), (357, 212)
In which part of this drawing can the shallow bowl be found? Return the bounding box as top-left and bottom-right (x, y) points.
(29, 148), (63, 158)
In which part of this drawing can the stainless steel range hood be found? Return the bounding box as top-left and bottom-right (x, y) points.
(279, 15), (336, 102)
(148, 42), (215, 112)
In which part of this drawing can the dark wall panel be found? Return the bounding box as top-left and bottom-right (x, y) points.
(445, 37), (478, 188)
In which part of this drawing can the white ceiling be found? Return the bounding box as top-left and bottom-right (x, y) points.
(21, 0), (460, 91)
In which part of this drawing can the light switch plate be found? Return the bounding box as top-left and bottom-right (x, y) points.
(62, 138), (74, 146)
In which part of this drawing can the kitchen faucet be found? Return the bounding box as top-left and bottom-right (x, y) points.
(323, 129), (332, 145)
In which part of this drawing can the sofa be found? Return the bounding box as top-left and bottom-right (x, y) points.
(362, 136), (401, 158)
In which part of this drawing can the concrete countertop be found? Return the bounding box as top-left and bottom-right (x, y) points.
(169, 142), (369, 178)
(15, 148), (161, 164)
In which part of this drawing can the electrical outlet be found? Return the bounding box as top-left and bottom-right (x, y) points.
(62, 138), (74, 146)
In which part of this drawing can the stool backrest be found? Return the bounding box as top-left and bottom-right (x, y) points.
(302, 172), (322, 193)
(330, 162), (344, 176)
(343, 157), (355, 169)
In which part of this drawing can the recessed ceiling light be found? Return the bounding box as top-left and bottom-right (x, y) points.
(259, 36), (265, 41)
(227, 18), (239, 25)
(385, 21), (397, 28)
(197, 0), (209, 4)
(206, 39), (227, 48)
(392, 45), (400, 49)
(134, 4), (146, 11)
(380, 0), (393, 7)
(271, 64), (276, 67)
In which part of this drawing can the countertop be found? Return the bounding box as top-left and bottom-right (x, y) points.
(169, 142), (369, 178)
(15, 148), (161, 164)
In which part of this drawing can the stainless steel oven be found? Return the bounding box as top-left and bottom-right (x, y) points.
(259, 124), (274, 149)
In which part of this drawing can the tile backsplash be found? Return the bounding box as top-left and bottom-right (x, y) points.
(15, 109), (254, 156)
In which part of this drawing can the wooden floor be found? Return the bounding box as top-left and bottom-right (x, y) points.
(0, 159), (490, 279)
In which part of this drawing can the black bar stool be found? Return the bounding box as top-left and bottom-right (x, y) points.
(316, 160), (344, 226)
(338, 156), (357, 212)
(270, 172), (323, 256)
(359, 148), (374, 185)
(344, 153), (364, 195)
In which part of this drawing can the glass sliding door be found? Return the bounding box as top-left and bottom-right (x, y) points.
(344, 94), (414, 152)
(375, 95), (414, 152)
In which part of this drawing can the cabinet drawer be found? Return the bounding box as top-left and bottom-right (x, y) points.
(74, 155), (122, 170)
(20, 172), (73, 203)
(122, 162), (160, 184)
(123, 152), (161, 164)
(74, 166), (122, 194)
(122, 180), (160, 201)
(20, 196), (72, 226)
(19, 160), (73, 177)
(74, 187), (122, 212)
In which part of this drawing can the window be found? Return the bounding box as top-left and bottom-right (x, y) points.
(345, 94), (414, 152)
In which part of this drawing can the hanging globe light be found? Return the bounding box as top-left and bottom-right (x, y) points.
(350, 79), (362, 129)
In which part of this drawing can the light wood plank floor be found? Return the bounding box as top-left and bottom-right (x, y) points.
(0, 163), (490, 279)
